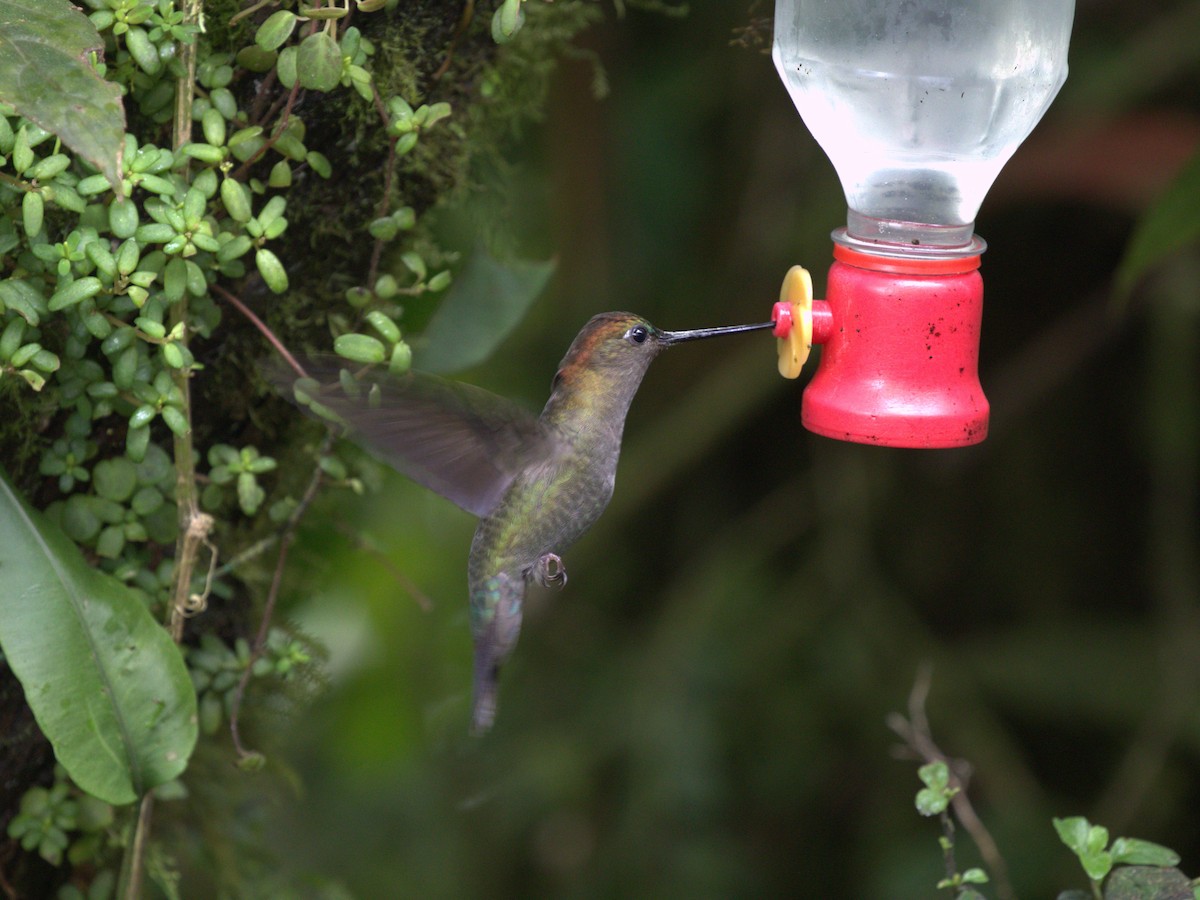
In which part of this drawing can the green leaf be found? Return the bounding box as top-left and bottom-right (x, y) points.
(22, 191), (43, 235)
(915, 787), (949, 816)
(1085, 823), (1110, 856)
(220, 177), (251, 223)
(276, 45), (298, 88)
(255, 247), (289, 293)
(918, 761), (950, 790)
(296, 31), (342, 92)
(93, 457), (137, 502)
(414, 244), (556, 374)
(1109, 837), (1181, 867)
(365, 309), (400, 343)
(124, 25), (160, 76)
(0, 0), (125, 195)
(491, 0), (525, 43)
(236, 471), (264, 515)
(0, 469), (196, 805)
(236, 45), (277, 73)
(334, 332), (385, 364)
(960, 868), (989, 884)
(1079, 849), (1113, 882)
(389, 340), (412, 375)
(47, 276), (103, 312)
(1054, 816), (1092, 854)
(109, 199), (139, 239)
(255, 10), (297, 52)
(1114, 147), (1200, 299)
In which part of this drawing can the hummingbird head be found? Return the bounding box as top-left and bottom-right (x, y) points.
(553, 313), (668, 385)
(547, 312), (774, 413)
(552, 312), (774, 384)
(540, 311), (772, 432)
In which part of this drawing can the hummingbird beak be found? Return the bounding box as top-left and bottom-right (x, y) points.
(659, 321), (775, 346)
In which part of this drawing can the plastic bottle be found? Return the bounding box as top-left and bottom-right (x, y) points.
(774, 0), (1075, 251)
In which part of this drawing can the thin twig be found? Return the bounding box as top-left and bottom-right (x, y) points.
(228, 0), (272, 26)
(332, 520), (434, 611)
(211, 283), (308, 378)
(228, 435), (332, 760)
(887, 665), (1016, 900)
(432, 0), (476, 80)
(229, 63), (305, 181)
(213, 531), (281, 578)
(246, 66), (279, 126)
(939, 810), (960, 887)
(365, 82), (400, 294)
(0, 845), (19, 900)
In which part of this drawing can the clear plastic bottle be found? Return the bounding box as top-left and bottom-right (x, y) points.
(774, 0), (1074, 251)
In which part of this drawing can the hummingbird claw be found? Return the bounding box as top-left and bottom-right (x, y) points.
(533, 552), (568, 588)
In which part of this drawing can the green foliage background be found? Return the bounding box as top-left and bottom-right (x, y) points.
(2, 0), (1199, 898)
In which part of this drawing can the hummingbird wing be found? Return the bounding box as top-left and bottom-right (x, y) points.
(281, 363), (557, 518)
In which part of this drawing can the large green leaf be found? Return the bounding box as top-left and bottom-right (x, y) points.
(1114, 146), (1200, 299)
(414, 244), (556, 374)
(0, 0), (125, 193)
(0, 470), (196, 805)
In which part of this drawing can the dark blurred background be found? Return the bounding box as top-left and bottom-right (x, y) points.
(259, 2), (1200, 896)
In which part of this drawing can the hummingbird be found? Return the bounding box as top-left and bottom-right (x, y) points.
(289, 312), (773, 733)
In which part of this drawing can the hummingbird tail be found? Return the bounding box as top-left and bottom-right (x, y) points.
(467, 571), (525, 734)
(470, 666), (499, 735)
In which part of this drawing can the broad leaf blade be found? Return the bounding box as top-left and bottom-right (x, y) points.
(0, 471), (196, 805)
(414, 245), (555, 374)
(1114, 147), (1200, 299)
(0, 0), (125, 193)
(1110, 837), (1181, 867)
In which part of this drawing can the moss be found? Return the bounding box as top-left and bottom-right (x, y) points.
(260, 1), (606, 344)
(0, 375), (63, 498)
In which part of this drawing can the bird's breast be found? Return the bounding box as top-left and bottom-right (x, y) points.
(468, 448), (616, 584)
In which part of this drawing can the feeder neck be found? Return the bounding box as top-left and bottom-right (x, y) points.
(835, 214), (987, 267)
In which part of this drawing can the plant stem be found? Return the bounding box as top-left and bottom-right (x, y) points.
(365, 82), (398, 293)
(165, 0), (204, 635)
(939, 811), (959, 889)
(888, 666), (1015, 900)
(120, 4), (203, 898)
(228, 434), (331, 759)
(212, 283), (308, 378)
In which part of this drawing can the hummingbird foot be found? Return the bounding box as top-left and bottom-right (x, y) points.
(533, 552), (568, 588)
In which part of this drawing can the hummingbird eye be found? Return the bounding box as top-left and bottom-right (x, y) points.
(624, 324), (649, 345)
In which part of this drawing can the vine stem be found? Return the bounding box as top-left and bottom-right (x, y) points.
(121, 2), (203, 898)
(229, 17), (312, 183)
(211, 283), (308, 378)
(228, 434), (331, 760)
(887, 665), (1015, 900)
(165, 0), (203, 657)
(365, 82), (398, 294)
(939, 810), (959, 888)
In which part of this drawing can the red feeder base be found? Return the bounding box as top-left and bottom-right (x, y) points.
(801, 243), (989, 448)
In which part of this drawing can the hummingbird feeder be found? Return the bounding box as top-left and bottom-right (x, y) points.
(769, 0), (1075, 447)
